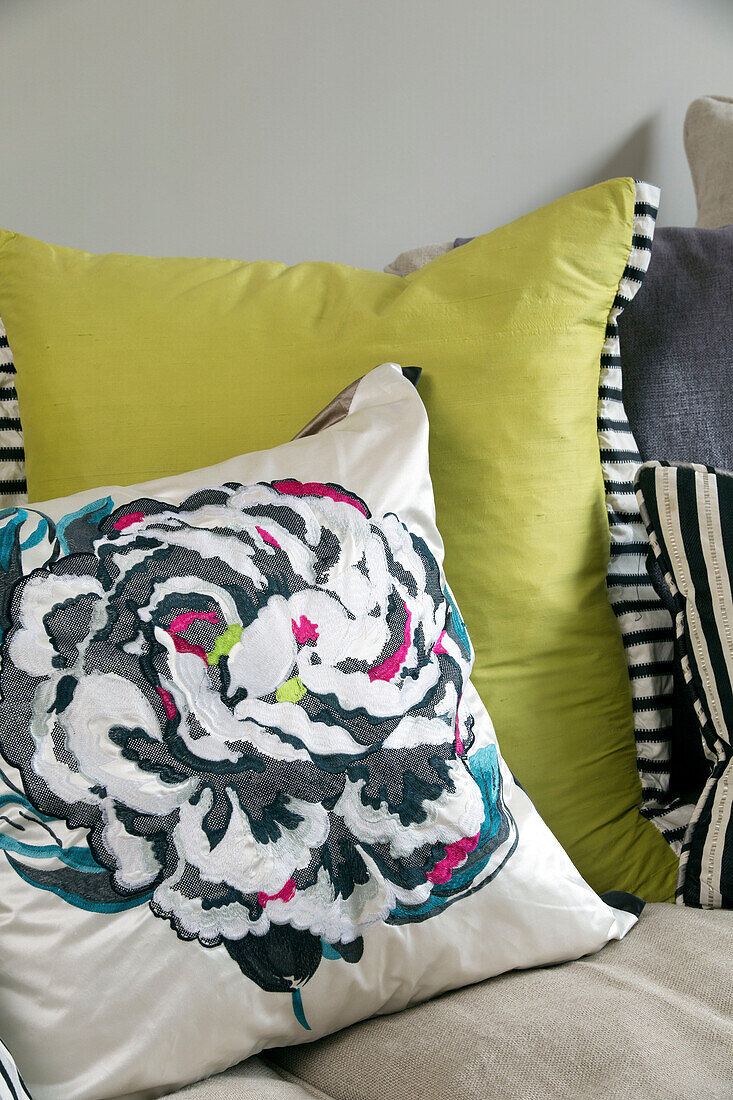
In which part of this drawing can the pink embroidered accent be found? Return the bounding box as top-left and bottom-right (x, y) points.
(113, 512), (145, 531)
(368, 606), (412, 683)
(256, 526), (281, 549)
(258, 878), (296, 908)
(169, 633), (208, 663)
(272, 480), (368, 517)
(292, 616), (319, 644)
(156, 687), (178, 720)
(426, 832), (480, 885)
(169, 610), (220, 635)
(455, 691), (464, 755)
(433, 630), (448, 655)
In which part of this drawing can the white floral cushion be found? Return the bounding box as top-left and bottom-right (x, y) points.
(0, 363), (639, 1100)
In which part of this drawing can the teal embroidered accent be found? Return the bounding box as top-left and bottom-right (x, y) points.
(5, 853), (153, 914)
(0, 834), (102, 871)
(56, 496), (114, 554)
(291, 988), (311, 1030)
(0, 510), (29, 572)
(20, 513), (49, 552)
(445, 586), (471, 657)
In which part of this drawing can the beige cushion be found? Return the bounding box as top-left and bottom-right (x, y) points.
(685, 95), (733, 229)
(382, 241), (453, 275)
(266, 903), (733, 1100)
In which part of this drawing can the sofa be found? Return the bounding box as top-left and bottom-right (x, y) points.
(160, 98), (733, 1100)
(0, 100), (732, 1100)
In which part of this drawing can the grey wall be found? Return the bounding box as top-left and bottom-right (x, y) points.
(2, 0), (731, 269)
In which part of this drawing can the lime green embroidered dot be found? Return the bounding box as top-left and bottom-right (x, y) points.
(206, 623), (243, 666)
(276, 676), (307, 704)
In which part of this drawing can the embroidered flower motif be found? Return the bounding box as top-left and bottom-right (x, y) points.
(0, 482), (516, 1011)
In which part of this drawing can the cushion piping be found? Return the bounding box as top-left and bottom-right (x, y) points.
(601, 179), (694, 852)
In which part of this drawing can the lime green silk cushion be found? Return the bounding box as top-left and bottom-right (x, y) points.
(0, 179), (678, 899)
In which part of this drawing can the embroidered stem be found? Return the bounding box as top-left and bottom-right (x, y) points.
(291, 988), (311, 1030)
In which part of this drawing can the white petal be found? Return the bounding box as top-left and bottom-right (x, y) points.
(100, 796), (162, 890)
(234, 697), (368, 759)
(334, 759), (484, 860)
(300, 660), (441, 717)
(382, 713), (454, 751)
(62, 673), (197, 814)
(154, 638), (326, 764)
(268, 847), (430, 942)
(29, 679), (100, 807)
(9, 574), (104, 677)
(226, 596), (296, 698)
(287, 589), (387, 667)
(140, 577), (241, 625)
(177, 787), (328, 898)
(152, 856), (269, 943)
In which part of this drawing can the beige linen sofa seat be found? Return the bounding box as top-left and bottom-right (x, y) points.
(166, 1059), (327, 1100)
(168, 903), (733, 1100)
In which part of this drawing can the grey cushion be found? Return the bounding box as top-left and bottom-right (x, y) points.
(265, 903), (733, 1100)
(619, 224), (733, 472)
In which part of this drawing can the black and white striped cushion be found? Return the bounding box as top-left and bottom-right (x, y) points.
(600, 181), (692, 852)
(0, 1038), (32, 1100)
(636, 461), (733, 908)
(0, 316), (27, 506)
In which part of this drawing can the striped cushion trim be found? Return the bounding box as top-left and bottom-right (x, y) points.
(0, 317), (27, 507)
(0, 1038), (32, 1100)
(636, 461), (733, 908)
(599, 180), (692, 852)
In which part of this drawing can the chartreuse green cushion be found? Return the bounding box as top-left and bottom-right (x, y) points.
(0, 179), (678, 899)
